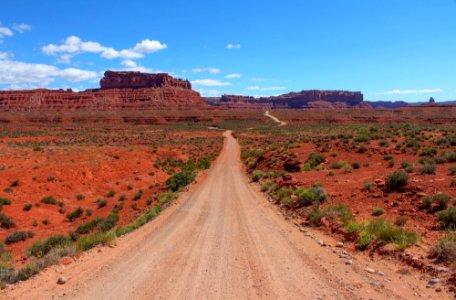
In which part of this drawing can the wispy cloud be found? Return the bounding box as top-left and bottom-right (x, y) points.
(13, 23), (32, 33)
(225, 73), (241, 79)
(192, 67), (220, 74)
(374, 88), (443, 95)
(192, 79), (231, 87)
(227, 43), (241, 49)
(249, 77), (267, 82)
(0, 52), (12, 60)
(246, 86), (286, 91)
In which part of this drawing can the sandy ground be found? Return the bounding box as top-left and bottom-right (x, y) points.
(3, 131), (450, 299)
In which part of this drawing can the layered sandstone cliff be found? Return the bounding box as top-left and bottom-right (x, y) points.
(216, 90), (369, 109)
(0, 71), (204, 111)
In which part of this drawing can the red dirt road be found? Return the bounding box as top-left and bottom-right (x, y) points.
(3, 131), (449, 299)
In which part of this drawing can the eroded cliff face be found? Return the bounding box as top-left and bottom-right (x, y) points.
(0, 71), (204, 111)
(218, 90), (369, 109)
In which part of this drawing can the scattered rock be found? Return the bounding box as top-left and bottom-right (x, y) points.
(59, 256), (73, 266)
(57, 277), (67, 285)
(365, 267), (376, 274)
(318, 240), (326, 247)
(370, 280), (381, 286)
(428, 278), (440, 285)
(336, 242), (344, 248)
(345, 259), (353, 265)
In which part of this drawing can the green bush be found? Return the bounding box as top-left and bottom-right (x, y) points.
(76, 231), (116, 252)
(357, 218), (418, 250)
(76, 217), (103, 234)
(372, 207), (385, 216)
(27, 235), (71, 258)
(323, 205), (353, 225)
(97, 213), (119, 232)
(66, 207), (84, 222)
(252, 170), (265, 182)
(23, 204), (33, 211)
(0, 213), (15, 229)
(386, 170), (409, 192)
(431, 193), (451, 210)
(40, 196), (57, 205)
(304, 152), (326, 170)
(449, 165), (456, 176)
(5, 231), (34, 245)
(419, 163), (436, 175)
(96, 199), (107, 208)
(429, 232), (456, 263)
(437, 207), (456, 229)
(166, 170), (195, 192)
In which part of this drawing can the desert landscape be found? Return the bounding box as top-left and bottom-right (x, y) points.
(1, 1), (456, 299)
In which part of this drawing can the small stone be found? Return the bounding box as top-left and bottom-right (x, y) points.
(336, 242), (344, 248)
(345, 259), (353, 265)
(436, 267), (449, 273)
(428, 278), (440, 285)
(370, 280), (380, 286)
(57, 277), (67, 285)
(59, 256), (73, 266)
(435, 287), (442, 292)
(318, 240), (326, 247)
(365, 267), (376, 274)
(377, 271), (385, 276)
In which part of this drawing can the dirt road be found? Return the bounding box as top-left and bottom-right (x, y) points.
(4, 132), (449, 299)
(264, 110), (286, 126)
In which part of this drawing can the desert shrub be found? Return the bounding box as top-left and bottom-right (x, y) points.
(419, 163), (436, 175)
(330, 160), (346, 169)
(66, 207), (84, 222)
(357, 218), (418, 251)
(27, 235), (71, 258)
(429, 232), (456, 263)
(394, 216), (408, 227)
(97, 213), (119, 232)
(379, 140), (389, 147)
(76, 230), (116, 252)
(432, 193), (451, 210)
(5, 231), (34, 245)
(166, 170), (195, 192)
(106, 190), (116, 198)
(76, 194), (85, 201)
(437, 207), (456, 229)
(449, 165), (456, 176)
(96, 199), (107, 208)
(42, 218), (49, 225)
(363, 181), (375, 192)
(304, 152), (325, 170)
(420, 148), (437, 157)
(119, 194), (127, 201)
(351, 162), (360, 169)
(383, 154), (393, 161)
(23, 204), (32, 211)
(132, 189), (143, 201)
(307, 207), (324, 226)
(386, 170), (409, 192)
(442, 151), (456, 163)
(76, 217), (103, 234)
(159, 191), (178, 204)
(40, 196), (57, 205)
(0, 213), (15, 229)
(323, 205), (353, 225)
(372, 208), (385, 216)
(252, 170), (265, 182)
(0, 197), (12, 206)
(116, 205), (161, 236)
(286, 186), (328, 208)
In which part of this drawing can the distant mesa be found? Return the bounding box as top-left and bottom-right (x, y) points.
(207, 90), (369, 109)
(0, 71), (204, 111)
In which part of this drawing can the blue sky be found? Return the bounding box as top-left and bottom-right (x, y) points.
(1, 0), (455, 101)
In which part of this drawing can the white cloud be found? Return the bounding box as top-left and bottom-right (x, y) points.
(42, 36), (167, 62)
(0, 52), (12, 60)
(192, 79), (231, 87)
(247, 86), (286, 91)
(225, 73), (241, 79)
(0, 27), (14, 42)
(0, 59), (98, 86)
(192, 67), (220, 74)
(227, 43), (241, 49)
(376, 88), (443, 95)
(56, 54), (72, 64)
(249, 77), (267, 82)
(13, 23), (32, 33)
(121, 59), (138, 68)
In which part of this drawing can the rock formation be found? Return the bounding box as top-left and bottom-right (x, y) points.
(214, 90), (368, 109)
(0, 71), (204, 111)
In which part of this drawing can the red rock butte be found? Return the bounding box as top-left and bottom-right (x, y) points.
(0, 71), (204, 111)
